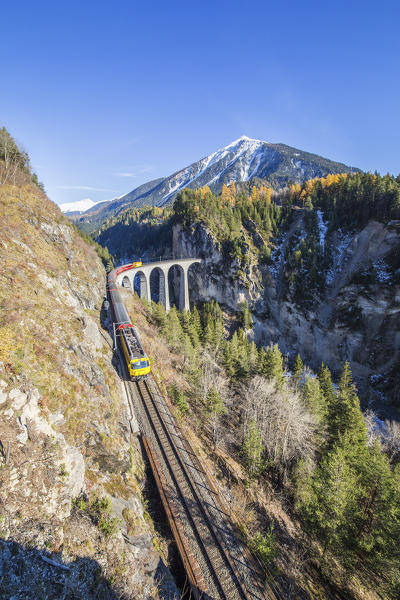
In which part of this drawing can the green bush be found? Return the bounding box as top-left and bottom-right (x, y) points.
(73, 495), (120, 537)
(249, 526), (277, 565)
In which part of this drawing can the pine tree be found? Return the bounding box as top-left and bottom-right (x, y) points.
(261, 344), (284, 384)
(224, 331), (240, 378)
(327, 362), (367, 452)
(318, 363), (336, 407)
(152, 302), (167, 329)
(302, 376), (326, 424)
(205, 385), (226, 450)
(190, 306), (202, 347)
(240, 300), (253, 330)
(165, 306), (185, 349)
(299, 443), (358, 561)
(354, 441), (400, 566)
(241, 420), (267, 479)
(170, 385), (189, 416)
(292, 353), (303, 390)
(248, 341), (259, 374)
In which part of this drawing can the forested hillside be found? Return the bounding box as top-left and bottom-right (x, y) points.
(123, 291), (400, 599)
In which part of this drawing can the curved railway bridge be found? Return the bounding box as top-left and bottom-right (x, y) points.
(115, 258), (201, 312)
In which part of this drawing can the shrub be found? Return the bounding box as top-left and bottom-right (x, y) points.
(248, 526), (277, 565)
(73, 494), (120, 537)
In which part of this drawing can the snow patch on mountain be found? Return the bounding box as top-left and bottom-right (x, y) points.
(317, 210), (328, 249)
(60, 198), (97, 213)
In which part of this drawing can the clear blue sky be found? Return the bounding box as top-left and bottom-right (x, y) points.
(1, 0), (399, 206)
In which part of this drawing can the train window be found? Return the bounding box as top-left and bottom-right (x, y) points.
(131, 360), (148, 369)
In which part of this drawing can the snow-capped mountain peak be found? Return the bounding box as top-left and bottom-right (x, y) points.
(59, 198), (97, 214)
(78, 136), (358, 222)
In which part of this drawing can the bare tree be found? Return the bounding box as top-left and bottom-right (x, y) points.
(199, 348), (229, 450)
(199, 348), (228, 403)
(363, 410), (382, 447)
(383, 419), (400, 464)
(241, 376), (317, 480)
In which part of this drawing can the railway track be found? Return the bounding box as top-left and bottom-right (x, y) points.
(106, 303), (351, 600)
(127, 376), (272, 600)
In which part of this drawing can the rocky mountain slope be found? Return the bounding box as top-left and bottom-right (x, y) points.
(174, 218), (400, 410)
(174, 211), (399, 417)
(74, 136), (357, 232)
(0, 181), (169, 598)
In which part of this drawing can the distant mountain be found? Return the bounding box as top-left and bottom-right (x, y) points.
(76, 136), (359, 231)
(60, 198), (98, 214)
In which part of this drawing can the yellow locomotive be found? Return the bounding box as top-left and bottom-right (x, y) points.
(108, 266), (151, 380)
(120, 325), (151, 378)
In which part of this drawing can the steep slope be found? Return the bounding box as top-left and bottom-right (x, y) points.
(76, 136), (357, 232)
(168, 177), (400, 415)
(0, 181), (165, 598)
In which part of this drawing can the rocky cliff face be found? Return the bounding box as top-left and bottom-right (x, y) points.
(0, 184), (166, 598)
(173, 219), (400, 414)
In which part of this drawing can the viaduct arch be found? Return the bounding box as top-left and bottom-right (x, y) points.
(116, 258), (201, 312)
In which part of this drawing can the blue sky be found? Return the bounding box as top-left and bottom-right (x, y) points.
(1, 0), (399, 206)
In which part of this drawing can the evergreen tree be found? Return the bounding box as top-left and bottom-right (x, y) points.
(164, 306), (185, 349)
(302, 376), (326, 425)
(152, 302), (167, 329)
(171, 385), (189, 416)
(224, 331), (240, 378)
(354, 442), (400, 566)
(204, 385), (226, 450)
(299, 443), (358, 562)
(190, 306), (202, 347)
(318, 362), (336, 407)
(240, 300), (253, 330)
(292, 353), (303, 390)
(260, 344), (284, 384)
(241, 420), (268, 479)
(327, 362), (367, 452)
(248, 341), (259, 374)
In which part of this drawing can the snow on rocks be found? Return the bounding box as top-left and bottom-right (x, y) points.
(326, 229), (353, 284)
(373, 258), (391, 283)
(269, 234), (286, 281)
(317, 210), (328, 249)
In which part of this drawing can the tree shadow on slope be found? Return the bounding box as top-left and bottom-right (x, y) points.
(0, 538), (123, 600)
(0, 538), (180, 600)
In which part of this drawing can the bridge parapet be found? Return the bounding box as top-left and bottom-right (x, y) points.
(115, 258), (201, 312)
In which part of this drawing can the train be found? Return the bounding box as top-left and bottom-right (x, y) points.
(107, 264), (151, 379)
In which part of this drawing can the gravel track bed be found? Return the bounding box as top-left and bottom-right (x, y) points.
(146, 378), (269, 600)
(127, 379), (224, 598)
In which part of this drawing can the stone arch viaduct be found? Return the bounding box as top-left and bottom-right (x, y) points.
(115, 258), (201, 312)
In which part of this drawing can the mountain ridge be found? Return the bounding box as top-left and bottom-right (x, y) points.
(74, 136), (359, 231)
